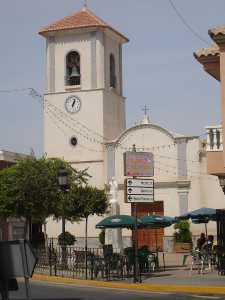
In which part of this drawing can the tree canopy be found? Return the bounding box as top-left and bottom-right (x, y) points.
(0, 156), (90, 223)
(66, 185), (108, 221)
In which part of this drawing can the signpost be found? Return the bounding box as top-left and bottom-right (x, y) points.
(123, 147), (154, 283)
(125, 178), (154, 202)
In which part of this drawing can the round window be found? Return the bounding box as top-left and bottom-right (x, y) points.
(70, 136), (78, 147)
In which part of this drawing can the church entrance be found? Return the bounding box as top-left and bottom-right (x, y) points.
(131, 201), (164, 251)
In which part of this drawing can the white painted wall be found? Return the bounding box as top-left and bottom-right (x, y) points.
(44, 29), (126, 239)
(44, 90), (104, 162)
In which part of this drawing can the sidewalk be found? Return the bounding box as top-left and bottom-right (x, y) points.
(33, 266), (225, 296)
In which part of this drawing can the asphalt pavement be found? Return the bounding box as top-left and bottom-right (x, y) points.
(7, 280), (225, 300)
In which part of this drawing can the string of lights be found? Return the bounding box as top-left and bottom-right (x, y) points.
(43, 104), (217, 179)
(29, 89), (107, 143)
(44, 104), (104, 152)
(46, 107), (104, 153)
(0, 88), (206, 155)
(36, 99), (218, 179)
(32, 90), (105, 154)
(0, 88), (214, 177)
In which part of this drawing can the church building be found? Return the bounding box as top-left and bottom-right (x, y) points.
(39, 6), (225, 251)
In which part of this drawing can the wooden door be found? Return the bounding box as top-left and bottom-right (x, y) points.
(131, 201), (164, 251)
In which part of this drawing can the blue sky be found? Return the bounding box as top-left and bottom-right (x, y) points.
(0, 0), (225, 156)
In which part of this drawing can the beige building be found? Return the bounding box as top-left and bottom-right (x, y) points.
(39, 6), (225, 250)
(194, 26), (225, 189)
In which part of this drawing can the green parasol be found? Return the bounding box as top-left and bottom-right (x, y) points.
(96, 214), (141, 229)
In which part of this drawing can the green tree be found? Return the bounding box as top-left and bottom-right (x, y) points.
(0, 156), (89, 241)
(67, 185), (108, 278)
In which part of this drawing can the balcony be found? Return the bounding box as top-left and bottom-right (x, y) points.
(206, 125), (223, 151)
(205, 125), (225, 175)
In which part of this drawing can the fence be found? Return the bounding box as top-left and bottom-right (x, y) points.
(35, 243), (158, 281)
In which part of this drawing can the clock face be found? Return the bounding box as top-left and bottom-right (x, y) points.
(65, 95), (81, 113)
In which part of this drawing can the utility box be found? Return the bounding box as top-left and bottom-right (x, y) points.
(0, 240), (37, 300)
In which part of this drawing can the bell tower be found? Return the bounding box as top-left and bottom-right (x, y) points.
(39, 6), (128, 187)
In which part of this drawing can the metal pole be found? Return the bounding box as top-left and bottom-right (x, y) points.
(155, 229), (159, 269)
(205, 223), (208, 239)
(131, 144), (140, 283)
(133, 202), (139, 283)
(85, 217), (88, 280)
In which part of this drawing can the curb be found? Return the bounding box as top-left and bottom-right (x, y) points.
(33, 274), (225, 295)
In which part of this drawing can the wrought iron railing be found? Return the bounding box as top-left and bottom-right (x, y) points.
(34, 244), (158, 281)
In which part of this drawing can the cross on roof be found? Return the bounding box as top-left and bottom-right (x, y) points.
(142, 105), (149, 116)
(84, 0), (88, 8)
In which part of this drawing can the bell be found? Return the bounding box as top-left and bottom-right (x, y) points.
(70, 66), (80, 77)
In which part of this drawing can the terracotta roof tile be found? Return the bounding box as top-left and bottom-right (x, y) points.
(194, 44), (219, 59)
(209, 25), (225, 39)
(39, 7), (129, 42)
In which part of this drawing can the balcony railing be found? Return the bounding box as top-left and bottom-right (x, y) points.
(206, 125), (223, 151)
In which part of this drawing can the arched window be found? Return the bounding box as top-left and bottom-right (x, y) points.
(110, 54), (116, 88)
(66, 51), (80, 86)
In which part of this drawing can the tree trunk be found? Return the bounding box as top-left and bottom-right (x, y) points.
(61, 216), (67, 268)
(43, 221), (49, 257)
(28, 217), (32, 242)
(62, 216), (66, 237)
(24, 217), (31, 240)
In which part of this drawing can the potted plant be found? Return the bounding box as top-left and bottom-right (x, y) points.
(58, 231), (76, 246)
(173, 220), (192, 252)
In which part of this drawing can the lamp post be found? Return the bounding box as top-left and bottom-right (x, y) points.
(58, 167), (69, 265)
(131, 144), (140, 283)
(58, 167), (69, 238)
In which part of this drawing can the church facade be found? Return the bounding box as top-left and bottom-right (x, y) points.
(39, 6), (225, 250)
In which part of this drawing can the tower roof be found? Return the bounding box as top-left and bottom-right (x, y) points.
(39, 7), (129, 42)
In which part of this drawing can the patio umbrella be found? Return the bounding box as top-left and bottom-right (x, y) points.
(177, 207), (216, 222)
(95, 214), (141, 229)
(140, 215), (175, 228)
(176, 207), (217, 239)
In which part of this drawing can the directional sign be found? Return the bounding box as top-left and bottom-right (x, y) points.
(127, 187), (153, 195)
(127, 194), (154, 203)
(127, 178), (153, 188)
(125, 178), (154, 203)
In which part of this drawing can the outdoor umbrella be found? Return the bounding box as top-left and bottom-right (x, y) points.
(140, 215), (175, 228)
(95, 214), (141, 229)
(177, 207), (216, 222)
(176, 207), (217, 238)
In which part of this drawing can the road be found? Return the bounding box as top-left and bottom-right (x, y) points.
(8, 280), (225, 300)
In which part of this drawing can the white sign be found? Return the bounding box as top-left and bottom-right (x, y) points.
(127, 187), (153, 195)
(125, 178), (154, 203)
(127, 194), (154, 203)
(127, 178), (153, 188)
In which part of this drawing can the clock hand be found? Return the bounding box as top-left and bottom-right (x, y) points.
(72, 100), (75, 107)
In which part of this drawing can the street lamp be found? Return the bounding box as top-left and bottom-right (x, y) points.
(58, 167), (69, 243)
(58, 167), (69, 192)
(57, 167), (69, 268)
